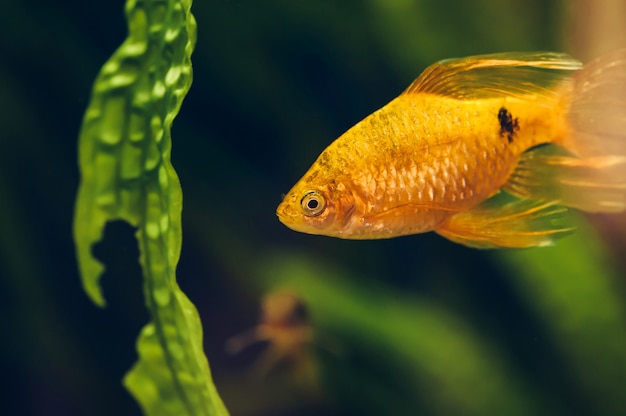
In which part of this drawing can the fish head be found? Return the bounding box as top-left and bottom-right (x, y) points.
(276, 170), (359, 237)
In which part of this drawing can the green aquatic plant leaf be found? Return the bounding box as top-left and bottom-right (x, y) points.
(497, 217), (626, 416)
(73, 0), (228, 414)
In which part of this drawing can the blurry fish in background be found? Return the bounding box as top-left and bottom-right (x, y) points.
(226, 291), (318, 386)
(277, 50), (626, 248)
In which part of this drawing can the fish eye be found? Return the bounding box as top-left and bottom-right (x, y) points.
(300, 191), (326, 217)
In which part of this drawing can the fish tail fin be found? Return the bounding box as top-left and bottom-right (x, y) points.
(509, 49), (626, 213)
(562, 49), (626, 212)
(564, 49), (626, 158)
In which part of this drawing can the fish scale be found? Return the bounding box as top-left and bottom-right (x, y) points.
(356, 95), (520, 209)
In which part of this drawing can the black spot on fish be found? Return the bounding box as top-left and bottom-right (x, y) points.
(497, 107), (519, 143)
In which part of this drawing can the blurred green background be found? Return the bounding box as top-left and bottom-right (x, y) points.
(2, 0), (626, 415)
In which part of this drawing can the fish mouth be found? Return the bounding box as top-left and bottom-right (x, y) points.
(276, 199), (324, 235)
(276, 200), (294, 226)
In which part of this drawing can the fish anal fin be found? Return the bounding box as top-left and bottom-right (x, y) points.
(435, 192), (574, 249)
(404, 52), (581, 101)
(505, 144), (626, 213)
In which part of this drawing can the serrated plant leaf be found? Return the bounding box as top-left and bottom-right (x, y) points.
(73, 0), (229, 414)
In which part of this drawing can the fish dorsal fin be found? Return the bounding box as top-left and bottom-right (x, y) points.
(404, 52), (582, 100)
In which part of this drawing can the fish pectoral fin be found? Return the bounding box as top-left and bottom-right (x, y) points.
(404, 52), (581, 101)
(505, 144), (626, 213)
(435, 191), (574, 249)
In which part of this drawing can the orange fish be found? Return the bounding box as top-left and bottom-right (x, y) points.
(277, 50), (626, 248)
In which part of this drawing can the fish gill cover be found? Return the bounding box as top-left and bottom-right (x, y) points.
(73, 0), (228, 414)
